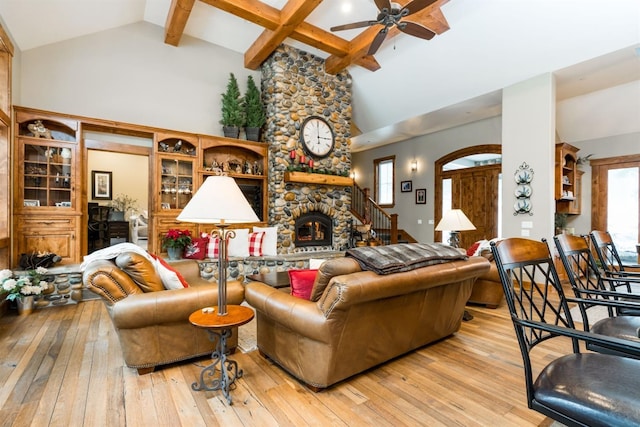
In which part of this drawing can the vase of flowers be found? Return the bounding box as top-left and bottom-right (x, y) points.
(1, 267), (50, 315)
(162, 229), (192, 260)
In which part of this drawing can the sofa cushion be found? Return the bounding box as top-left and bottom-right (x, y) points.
(289, 269), (318, 300)
(115, 252), (164, 292)
(184, 236), (208, 260)
(150, 254), (189, 289)
(248, 231), (266, 256)
(309, 257), (362, 302)
(467, 241), (481, 256)
(253, 226), (278, 256)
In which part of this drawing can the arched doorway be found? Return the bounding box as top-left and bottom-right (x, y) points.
(434, 145), (502, 250)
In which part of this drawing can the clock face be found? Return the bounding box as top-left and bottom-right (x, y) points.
(300, 116), (335, 158)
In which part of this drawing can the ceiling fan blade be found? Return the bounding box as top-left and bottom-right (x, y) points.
(368, 28), (389, 55)
(374, 0), (392, 12)
(398, 21), (436, 40)
(402, 0), (438, 16)
(330, 20), (377, 32)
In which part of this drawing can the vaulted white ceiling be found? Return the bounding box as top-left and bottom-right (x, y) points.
(0, 0), (638, 151)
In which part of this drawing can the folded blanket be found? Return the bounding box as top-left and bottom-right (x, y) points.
(346, 243), (467, 275)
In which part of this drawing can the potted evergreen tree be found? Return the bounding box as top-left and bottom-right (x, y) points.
(220, 73), (245, 138)
(243, 75), (266, 142)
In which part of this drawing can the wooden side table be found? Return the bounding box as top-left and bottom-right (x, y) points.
(189, 305), (254, 404)
(246, 271), (290, 289)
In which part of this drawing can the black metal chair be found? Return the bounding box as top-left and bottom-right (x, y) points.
(555, 233), (640, 318)
(554, 233), (640, 357)
(491, 237), (640, 427)
(589, 230), (640, 287)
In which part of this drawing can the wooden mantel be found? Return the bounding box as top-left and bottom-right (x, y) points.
(284, 171), (353, 187)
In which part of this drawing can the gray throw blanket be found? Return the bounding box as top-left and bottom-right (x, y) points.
(346, 243), (467, 275)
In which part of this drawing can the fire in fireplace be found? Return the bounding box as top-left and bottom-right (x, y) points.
(294, 213), (332, 247)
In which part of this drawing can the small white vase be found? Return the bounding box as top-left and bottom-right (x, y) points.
(17, 296), (35, 315)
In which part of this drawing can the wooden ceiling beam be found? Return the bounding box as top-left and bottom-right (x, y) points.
(169, 0), (449, 73)
(164, 0), (196, 46)
(245, 0), (323, 70)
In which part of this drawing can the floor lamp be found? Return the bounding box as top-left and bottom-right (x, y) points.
(435, 208), (477, 321)
(177, 175), (258, 316)
(434, 209), (476, 249)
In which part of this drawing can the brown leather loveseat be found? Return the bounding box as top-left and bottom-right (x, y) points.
(83, 252), (244, 374)
(245, 254), (490, 390)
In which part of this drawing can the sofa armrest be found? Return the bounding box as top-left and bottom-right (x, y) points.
(245, 281), (333, 343)
(110, 285), (219, 329)
(83, 259), (144, 304)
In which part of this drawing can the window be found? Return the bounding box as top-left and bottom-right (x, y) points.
(374, 156), (395, 207)
(592, 155), (640, 264)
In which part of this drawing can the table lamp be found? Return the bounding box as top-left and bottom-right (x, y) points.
(435, 209), (476, 248)
(177, 175), (258, 315)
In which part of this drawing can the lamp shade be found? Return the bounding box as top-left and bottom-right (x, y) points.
(435, 209), (476, 232)
(177, 175), (259, 224)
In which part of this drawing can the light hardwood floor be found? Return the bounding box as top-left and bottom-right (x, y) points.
(0, 299), (570, 426)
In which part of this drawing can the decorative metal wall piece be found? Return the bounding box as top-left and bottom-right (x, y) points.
(514, 162), (533, 216)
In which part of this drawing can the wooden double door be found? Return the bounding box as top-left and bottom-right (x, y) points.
(435, 145), (501, 251)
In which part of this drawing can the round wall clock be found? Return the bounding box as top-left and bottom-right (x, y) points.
(300, 116), (335, 158)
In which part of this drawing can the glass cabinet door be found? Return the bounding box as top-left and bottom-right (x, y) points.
(160, 158), (193, 209)
(23, 143), (73, 208)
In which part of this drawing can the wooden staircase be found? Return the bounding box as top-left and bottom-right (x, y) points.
(351, 183), (417, 246)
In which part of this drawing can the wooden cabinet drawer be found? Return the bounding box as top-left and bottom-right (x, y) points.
(14, 215), (80, 265)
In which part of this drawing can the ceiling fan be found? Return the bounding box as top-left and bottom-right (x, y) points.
(330, 0), (438, 55)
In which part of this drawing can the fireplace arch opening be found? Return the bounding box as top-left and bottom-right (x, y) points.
(294, 213), (332, 247)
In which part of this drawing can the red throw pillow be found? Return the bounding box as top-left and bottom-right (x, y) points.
(184, 237), (208, 260)
(248, 231), (265, 256)
(288, 269), (318, 300)
(149, 254), (189, 289)
(467, 241), (481, 256)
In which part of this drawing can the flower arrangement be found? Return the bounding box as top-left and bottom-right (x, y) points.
(0, 267), (50, 301)
(162, 229), (192, 250)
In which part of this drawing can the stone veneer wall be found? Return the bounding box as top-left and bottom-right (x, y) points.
(261, 45), (353, 254)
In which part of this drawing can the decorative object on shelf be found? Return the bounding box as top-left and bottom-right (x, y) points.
(162, 229), (193, 260)
(300, 116), (335, 158)
(19, 251), (61, 269)
(513, 162), (534, 216)
(243, 75), (265, 142)
(577, 153), (594, 169)
(108, 193), (138, 221)
(415, 188), (426, 204)
(91, 170), (112, 200)
(220, 73), (245, 139)
(177, 176), (259, 316)
(401, 180), (412, 192)
(1, 267), (50, 315)
(27, 120), (52, 139)
(435, 209), (476, 248)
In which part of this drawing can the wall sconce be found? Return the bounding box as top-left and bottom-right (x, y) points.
(410, 160), (418, 172)
(349, 171), (356, 180)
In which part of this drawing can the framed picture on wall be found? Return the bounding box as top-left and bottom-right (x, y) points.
(92, 170), (112, 200)
(415, 188), (426, 204)
(401, 180), (412, 192)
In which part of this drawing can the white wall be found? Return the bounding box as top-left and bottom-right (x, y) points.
(352, 116), (502, 243)
(17, 21), (259, 136)
(502, 73), (556, 242)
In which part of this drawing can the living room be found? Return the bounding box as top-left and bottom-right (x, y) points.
(0, 1), (639, 425)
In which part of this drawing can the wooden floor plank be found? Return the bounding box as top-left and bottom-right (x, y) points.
(0, 297), (577, 426)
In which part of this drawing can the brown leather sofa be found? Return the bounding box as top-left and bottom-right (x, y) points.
(467, 251), (503, 308)
(82, 252), (244, 374)
(244, 255), (490, 390)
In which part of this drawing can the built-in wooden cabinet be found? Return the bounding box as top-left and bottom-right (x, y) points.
(11, 107), (271, 265)
(13, 109), (81, 265)
(555, 142), (581, 215)
(200, 135), (268, 223)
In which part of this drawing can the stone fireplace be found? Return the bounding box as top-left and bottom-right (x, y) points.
(261, 45), (353, 254)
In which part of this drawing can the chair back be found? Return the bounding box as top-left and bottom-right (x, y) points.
(491, 238), (578, 405)
(554, 233), (618, 326)
(590, 230), (628, 275)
